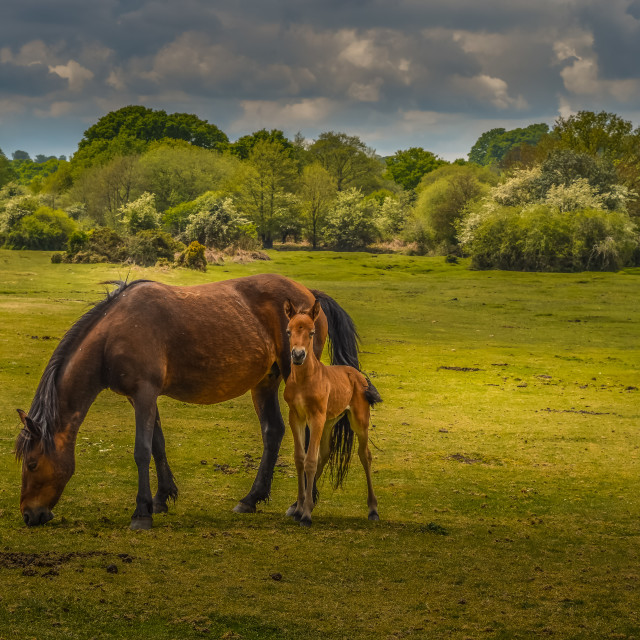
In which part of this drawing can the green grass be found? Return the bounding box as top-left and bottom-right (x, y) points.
(1, 249), (639, 639)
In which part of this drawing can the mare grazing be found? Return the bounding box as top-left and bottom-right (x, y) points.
(283, 299), (381, 526)
(14, 275), (359, 529)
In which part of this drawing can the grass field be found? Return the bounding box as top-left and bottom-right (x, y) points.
(1, 249), (639, 640)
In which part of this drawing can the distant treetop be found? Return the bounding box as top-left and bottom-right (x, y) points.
(78, 106), (229, 152)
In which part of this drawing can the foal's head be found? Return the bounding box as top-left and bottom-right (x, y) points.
(284, 299), (321, 366)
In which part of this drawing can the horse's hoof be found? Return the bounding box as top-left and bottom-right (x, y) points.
(368, 511), (380, 521)
(292, 511), (302, 522)
(299, 517), (312, 528)
(285, 503), (298, 517)
(152, 501), (168, 514)
(232, 502), (256, 514)
(130, 517), (153, 530)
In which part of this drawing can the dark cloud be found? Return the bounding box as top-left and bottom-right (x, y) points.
(1, 0), (639, 159)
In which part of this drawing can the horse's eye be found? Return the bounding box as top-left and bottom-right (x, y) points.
(309, 331), (315, 337)
(286, 330), (291, 336)
(27, 461), (37, 472)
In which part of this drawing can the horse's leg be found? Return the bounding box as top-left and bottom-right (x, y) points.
(300, 414), (325, 527)
(286, 410), (307, 520)
(127, 399), (177, 514)
(233, 376), (285, 513)
(130, 385), (159, 530)
(350, 408), (379, 521)
(151, 408), (178, 514)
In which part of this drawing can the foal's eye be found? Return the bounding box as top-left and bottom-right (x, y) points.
(286, 330), (291, 336)
(27, 460), (37, 472)
(309, 331), (315, 337)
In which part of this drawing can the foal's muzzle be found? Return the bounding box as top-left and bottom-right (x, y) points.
(22, 507), (54, 527)
(291, 348), (307, 365)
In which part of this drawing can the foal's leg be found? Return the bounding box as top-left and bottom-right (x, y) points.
(286, 410), (307, 521)
(151, 407), (179, 514)
(350, 409), (379, 521)
(234, 375), (285, 513)
(301, 414), (325, 526)
(130, 385), (160, 530)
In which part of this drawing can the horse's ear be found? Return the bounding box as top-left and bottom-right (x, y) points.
(310, 299), (321, 321)
(17, 409), (37, 435)
(284, 299), (297, 320)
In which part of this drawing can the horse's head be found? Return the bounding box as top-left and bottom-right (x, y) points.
(284, 299), (321, 366)
(15, 409), (75, 526)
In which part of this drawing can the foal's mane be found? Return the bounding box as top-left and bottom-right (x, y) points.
(15, 279), (151, 460)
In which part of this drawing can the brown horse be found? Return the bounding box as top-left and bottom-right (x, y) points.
(15, 275), (360, 529)
(283, 299), (381, 526)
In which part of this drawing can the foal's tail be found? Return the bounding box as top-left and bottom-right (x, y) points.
(311, 289), (360, 489)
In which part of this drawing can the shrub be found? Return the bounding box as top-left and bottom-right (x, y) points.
(182, 195), (254, 249)
(118, 192), (160, 233)
(50, 253), (63, 263)
(126, 230), (183, 267)
(177, 241), (207, 271)
(324, 188), (380, 249)
(464, 205), (638, 271)
(6, 206), (77, 250)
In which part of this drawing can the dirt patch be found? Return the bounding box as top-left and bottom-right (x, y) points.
(540, 408), (613, 416)
(448, 453), (481, 464)
(438, 366), (482, 372)
(205, 249), (270, 265)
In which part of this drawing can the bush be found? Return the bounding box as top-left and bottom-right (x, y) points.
(464, 206), (638, 271)
(324, 188), (380, 249)
(177, 241), (207, 271)
(118, 192), (160, 233)
(126, 230), (183, 267)
(182, 194), (254, 249)
(63, 227), (127, 263)
(6, 206), (77, 250)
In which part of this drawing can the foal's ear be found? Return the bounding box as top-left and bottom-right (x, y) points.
(309, 299), (321, 321)
(17, 409), (37, 435)
(284, 299), (297, 320)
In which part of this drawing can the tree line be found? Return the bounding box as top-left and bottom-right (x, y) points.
(1, 105), (639, 271)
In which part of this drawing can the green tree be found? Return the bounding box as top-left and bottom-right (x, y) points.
(309, 132), (382, 192)
(469, 125), (549, 166)
(242, 140), (298, 248)
(231, 129), (293, 160)
(385, 147), (447, 190)
(552, 111), (636, 161)
(410, 164), (498, 252)
(78, 105), (228, 152)
(468, 128), (505, 165)
(0, 148), (14, 188)
(12, 150), (31, 161)
(136, 140), (243, 211)
(299, 163), (336, 248)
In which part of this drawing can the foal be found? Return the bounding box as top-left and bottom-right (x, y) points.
(283, 299), (381, 526)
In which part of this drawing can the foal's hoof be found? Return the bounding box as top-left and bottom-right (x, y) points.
(130, 516), (153, 530)
(368, 511), (380, 521)
(232, 501), (256, 514)
(285, 503), (298, 517)
(299, 516), (312, 528)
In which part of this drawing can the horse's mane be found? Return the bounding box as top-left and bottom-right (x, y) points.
(15, 279), (151, 460)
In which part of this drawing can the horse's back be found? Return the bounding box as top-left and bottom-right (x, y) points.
(94, 276), (322, 404)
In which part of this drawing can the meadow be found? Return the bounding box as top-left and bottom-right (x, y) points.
(0, 249), (639, 640)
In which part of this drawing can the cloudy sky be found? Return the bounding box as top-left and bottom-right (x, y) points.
(2, 0), (640, 160)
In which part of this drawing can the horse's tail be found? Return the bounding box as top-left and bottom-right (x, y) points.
(364, 379), (382, 407)
(311, 289), (360, 489)
(310, 289), (360, 369)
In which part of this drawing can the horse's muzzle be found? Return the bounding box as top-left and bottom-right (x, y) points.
(23, 507), (54, 527)
(291, 348), (306, 365)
